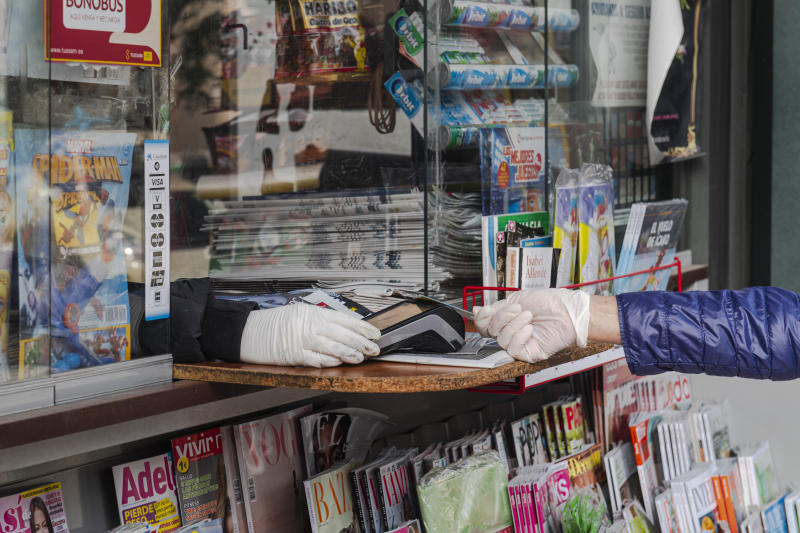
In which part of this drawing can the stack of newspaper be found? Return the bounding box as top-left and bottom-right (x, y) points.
(202, 188), (482, 298)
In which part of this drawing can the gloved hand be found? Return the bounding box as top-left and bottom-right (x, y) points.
(473, 288), (590, 363)
(239, 304), (381, 368)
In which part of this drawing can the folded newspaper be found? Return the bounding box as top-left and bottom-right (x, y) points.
(375, 332), (514, 368)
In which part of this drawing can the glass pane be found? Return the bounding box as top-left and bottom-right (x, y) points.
(0, 0), (171, 383)
(169, 0), (431, 302)
(1, 0), (52, 381)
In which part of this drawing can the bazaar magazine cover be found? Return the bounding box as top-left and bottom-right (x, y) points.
(15, 129), (136, 374)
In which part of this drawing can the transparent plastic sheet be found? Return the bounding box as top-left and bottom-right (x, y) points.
(417, 451), (512, 533)
(561, 486), (611, 533)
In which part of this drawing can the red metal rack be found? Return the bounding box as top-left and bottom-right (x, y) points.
(463, 257), (684, 394)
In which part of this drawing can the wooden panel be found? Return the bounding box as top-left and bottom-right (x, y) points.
(173, 343), (616, 393)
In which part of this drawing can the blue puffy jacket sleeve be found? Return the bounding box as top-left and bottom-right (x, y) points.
(617, 287), (800, 380)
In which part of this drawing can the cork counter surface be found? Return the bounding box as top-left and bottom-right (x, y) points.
(172, 343), (616, 393)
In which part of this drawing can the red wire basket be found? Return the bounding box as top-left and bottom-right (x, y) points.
(462, 257), (684, 395)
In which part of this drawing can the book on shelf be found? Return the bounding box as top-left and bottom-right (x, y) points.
(614, 199), (689, 295)
(481, 211), (550, 305)
(605, 442), (644, 515)
(112, 453), (182, 533)
(629, 410), (663, 521)
(761, 493), (789, 533)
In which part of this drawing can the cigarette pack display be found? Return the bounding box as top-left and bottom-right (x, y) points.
(113, 453), (182, 533)
(0, 482), (70, 533)
(232, 404), (312, 533)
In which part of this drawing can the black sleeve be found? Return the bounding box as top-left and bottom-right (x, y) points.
(132, 279), (256, 363)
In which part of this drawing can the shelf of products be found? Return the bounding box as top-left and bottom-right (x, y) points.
(172, 343), (616, 392)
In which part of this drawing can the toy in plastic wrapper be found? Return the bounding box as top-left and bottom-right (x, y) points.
(48, 130), (135, 372)
(553, 168), (579, 288)
(577, 165), (616, 295)
(417, 451), (513, 533)
(561, 486), (610, 533)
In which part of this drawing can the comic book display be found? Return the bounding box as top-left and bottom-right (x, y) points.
(15, 130), (136, 375)
(0, 111), (13, 382)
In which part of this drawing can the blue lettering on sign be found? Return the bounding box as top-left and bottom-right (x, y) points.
(385, 73), (420, 118)
(591, 2), (618, 16)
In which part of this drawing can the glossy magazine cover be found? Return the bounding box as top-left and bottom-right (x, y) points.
(233, 404), (312, 533)
(112, 453), (182, 533)
(0, 482), (70, 533)
(14, 129), (136, 375)
(48, 130), (135, 372)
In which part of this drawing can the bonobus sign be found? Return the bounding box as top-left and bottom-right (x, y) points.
(44, 0), (162, 67)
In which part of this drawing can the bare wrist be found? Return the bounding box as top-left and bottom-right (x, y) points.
(588, 295), (622, 344)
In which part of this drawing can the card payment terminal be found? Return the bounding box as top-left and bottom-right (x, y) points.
(364, 298), (466, 355)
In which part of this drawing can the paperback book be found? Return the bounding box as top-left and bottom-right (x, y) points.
(614, 199), (688, 295)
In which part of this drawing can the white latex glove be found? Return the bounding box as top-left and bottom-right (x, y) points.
(239, 304), (381, 368)
(473, 288), (590, 363)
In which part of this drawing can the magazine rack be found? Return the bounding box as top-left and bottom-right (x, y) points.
(463, 257), (684, 394)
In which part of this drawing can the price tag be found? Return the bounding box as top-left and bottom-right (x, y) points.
(144, 140), (170, 321)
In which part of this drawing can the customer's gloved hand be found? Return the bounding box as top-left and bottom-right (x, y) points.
(239, 304), (381, 368)
(473, 288), (590, 363)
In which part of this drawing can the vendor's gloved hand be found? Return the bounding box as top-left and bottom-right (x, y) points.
(473, 288), (590, 363)
(239, 304), (381, 368)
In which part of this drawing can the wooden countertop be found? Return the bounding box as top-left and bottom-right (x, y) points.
(173, 343), (616, 393)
